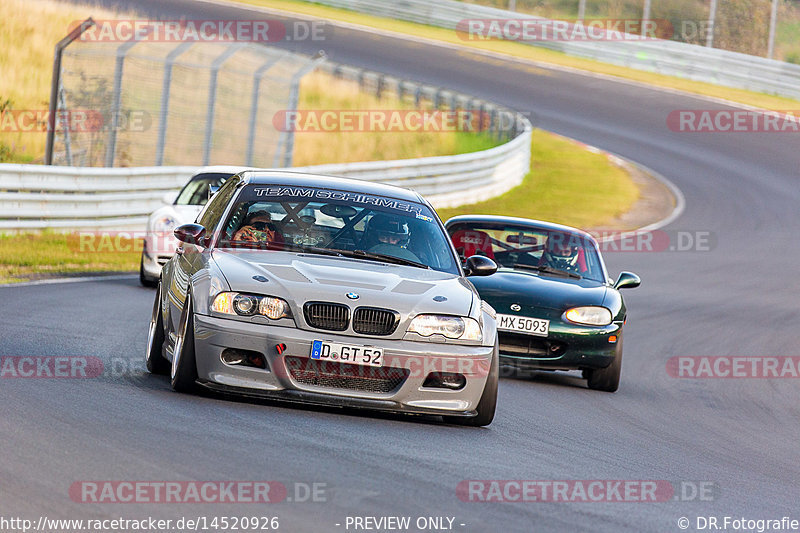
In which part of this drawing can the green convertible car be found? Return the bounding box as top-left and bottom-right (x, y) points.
(445, 215), (640, 392)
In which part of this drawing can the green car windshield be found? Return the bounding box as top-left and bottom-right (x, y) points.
(216, 185), (459, 275)
(448, 223), (606, 282)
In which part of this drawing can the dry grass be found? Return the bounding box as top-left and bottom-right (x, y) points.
(293, 72), (498, 165)
(0, 0), (497, 164)
(0, 0), (130, 162)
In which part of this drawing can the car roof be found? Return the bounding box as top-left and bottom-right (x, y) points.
(445, 215), (596, 242)
(194, 165), (253, 175)
(236, 170), (425, 204)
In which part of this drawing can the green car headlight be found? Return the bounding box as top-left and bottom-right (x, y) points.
(212, 292), (291, 320)
(408, 315), (482, 341)
(564, 306), (612, 326)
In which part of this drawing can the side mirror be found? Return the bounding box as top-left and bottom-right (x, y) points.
(613, 271), (641, 290)
(465, 255), (497, 277)
(174, 223), (207, 247)
(162, 191), (177, 205)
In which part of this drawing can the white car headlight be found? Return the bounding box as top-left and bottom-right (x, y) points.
(212, 292), (291, 320)
(153, 215), (178, 234)
(564, 306), (612, 326)
(407, 315), (482, 341)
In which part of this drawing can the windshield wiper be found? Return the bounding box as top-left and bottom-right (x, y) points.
(336, 249), (430, 269)
(512, 263), (581, 279)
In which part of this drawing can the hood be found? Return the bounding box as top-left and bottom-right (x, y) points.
(212, 250), (476, 319)
(469, 268), (607, 312)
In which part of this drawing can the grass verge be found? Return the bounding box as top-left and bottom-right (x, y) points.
(436, 129), (638, 228)
(0, 232), (139, 283)
(237, 0), (800, 110)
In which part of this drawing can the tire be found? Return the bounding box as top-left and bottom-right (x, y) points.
(170, 293), (198, 392)
(445, 340), (499, 427)
(145, 282), (170, 375)
(586, 332), (622, 392)
(139, 254), (158, 287)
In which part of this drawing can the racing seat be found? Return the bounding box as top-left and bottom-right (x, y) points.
(450, 229), (495, 260)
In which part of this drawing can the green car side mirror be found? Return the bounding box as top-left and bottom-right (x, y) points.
(465, 255), (497, 277)
(614, 271), (641, 289)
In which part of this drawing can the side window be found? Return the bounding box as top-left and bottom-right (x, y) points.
(196, 177), (240, 232)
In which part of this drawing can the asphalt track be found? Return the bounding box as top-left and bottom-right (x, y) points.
(2, 1), (800, 531)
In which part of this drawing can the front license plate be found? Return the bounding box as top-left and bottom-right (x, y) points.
(496, 314), (550, 337)
(310, 340), (383, 367)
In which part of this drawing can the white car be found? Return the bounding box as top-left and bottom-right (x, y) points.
(140, 166), (249, 286)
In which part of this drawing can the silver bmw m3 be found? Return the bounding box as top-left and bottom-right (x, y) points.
(146, 171), (500, 425)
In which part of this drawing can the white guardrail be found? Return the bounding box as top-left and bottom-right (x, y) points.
(0, 109), (531, 231)
(312, 0), (800, 101)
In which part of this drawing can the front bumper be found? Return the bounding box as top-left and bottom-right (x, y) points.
(498, 321), (621, 371)
(192, 314), (494, 416)
(141, 240), (175, 279)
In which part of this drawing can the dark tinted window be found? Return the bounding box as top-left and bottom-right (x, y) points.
(196, 176), (240, 231)
(448, 222), (605, 281)
(215, 185), (458, 274)
(175, 173), (232, 206)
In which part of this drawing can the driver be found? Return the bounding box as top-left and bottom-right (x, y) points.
(363, 213), (420, 262)
(540, 233), (585, 273)
(232, 210), (282, 244)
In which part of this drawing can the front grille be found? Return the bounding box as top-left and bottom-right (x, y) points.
(285, 357), (409, 393)
(499, 332), (567, 358)
(304, 302), (349, 331)
(353, 307), (399, 336)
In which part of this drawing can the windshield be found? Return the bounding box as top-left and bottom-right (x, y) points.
(175, 173), (232, 206)
(215, 185), (459, 274)
(448, 222), (606, 282)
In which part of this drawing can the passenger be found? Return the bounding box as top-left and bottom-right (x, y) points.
(232, 210), (282, 244)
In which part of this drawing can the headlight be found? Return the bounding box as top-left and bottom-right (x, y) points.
(407, 315), (482, 341)
(564, 306), (612, 326)
(153, 215), (178, 234)
(212, 292), (291, 320)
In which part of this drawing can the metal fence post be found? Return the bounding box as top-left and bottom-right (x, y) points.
(767, 0), (779, 59)
(203, 43), (246, 166)
(277, 51), (326, 168)
(246, 52), (288, 166)
(155, 42), (194, 166)
(46, 18), (95, 166)
(57, 84), (72, 166)
(105, 30), (151, 167)
(706, 0), (718, 48)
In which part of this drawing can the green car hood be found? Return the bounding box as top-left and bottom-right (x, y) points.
(469, 269), (608, 312)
